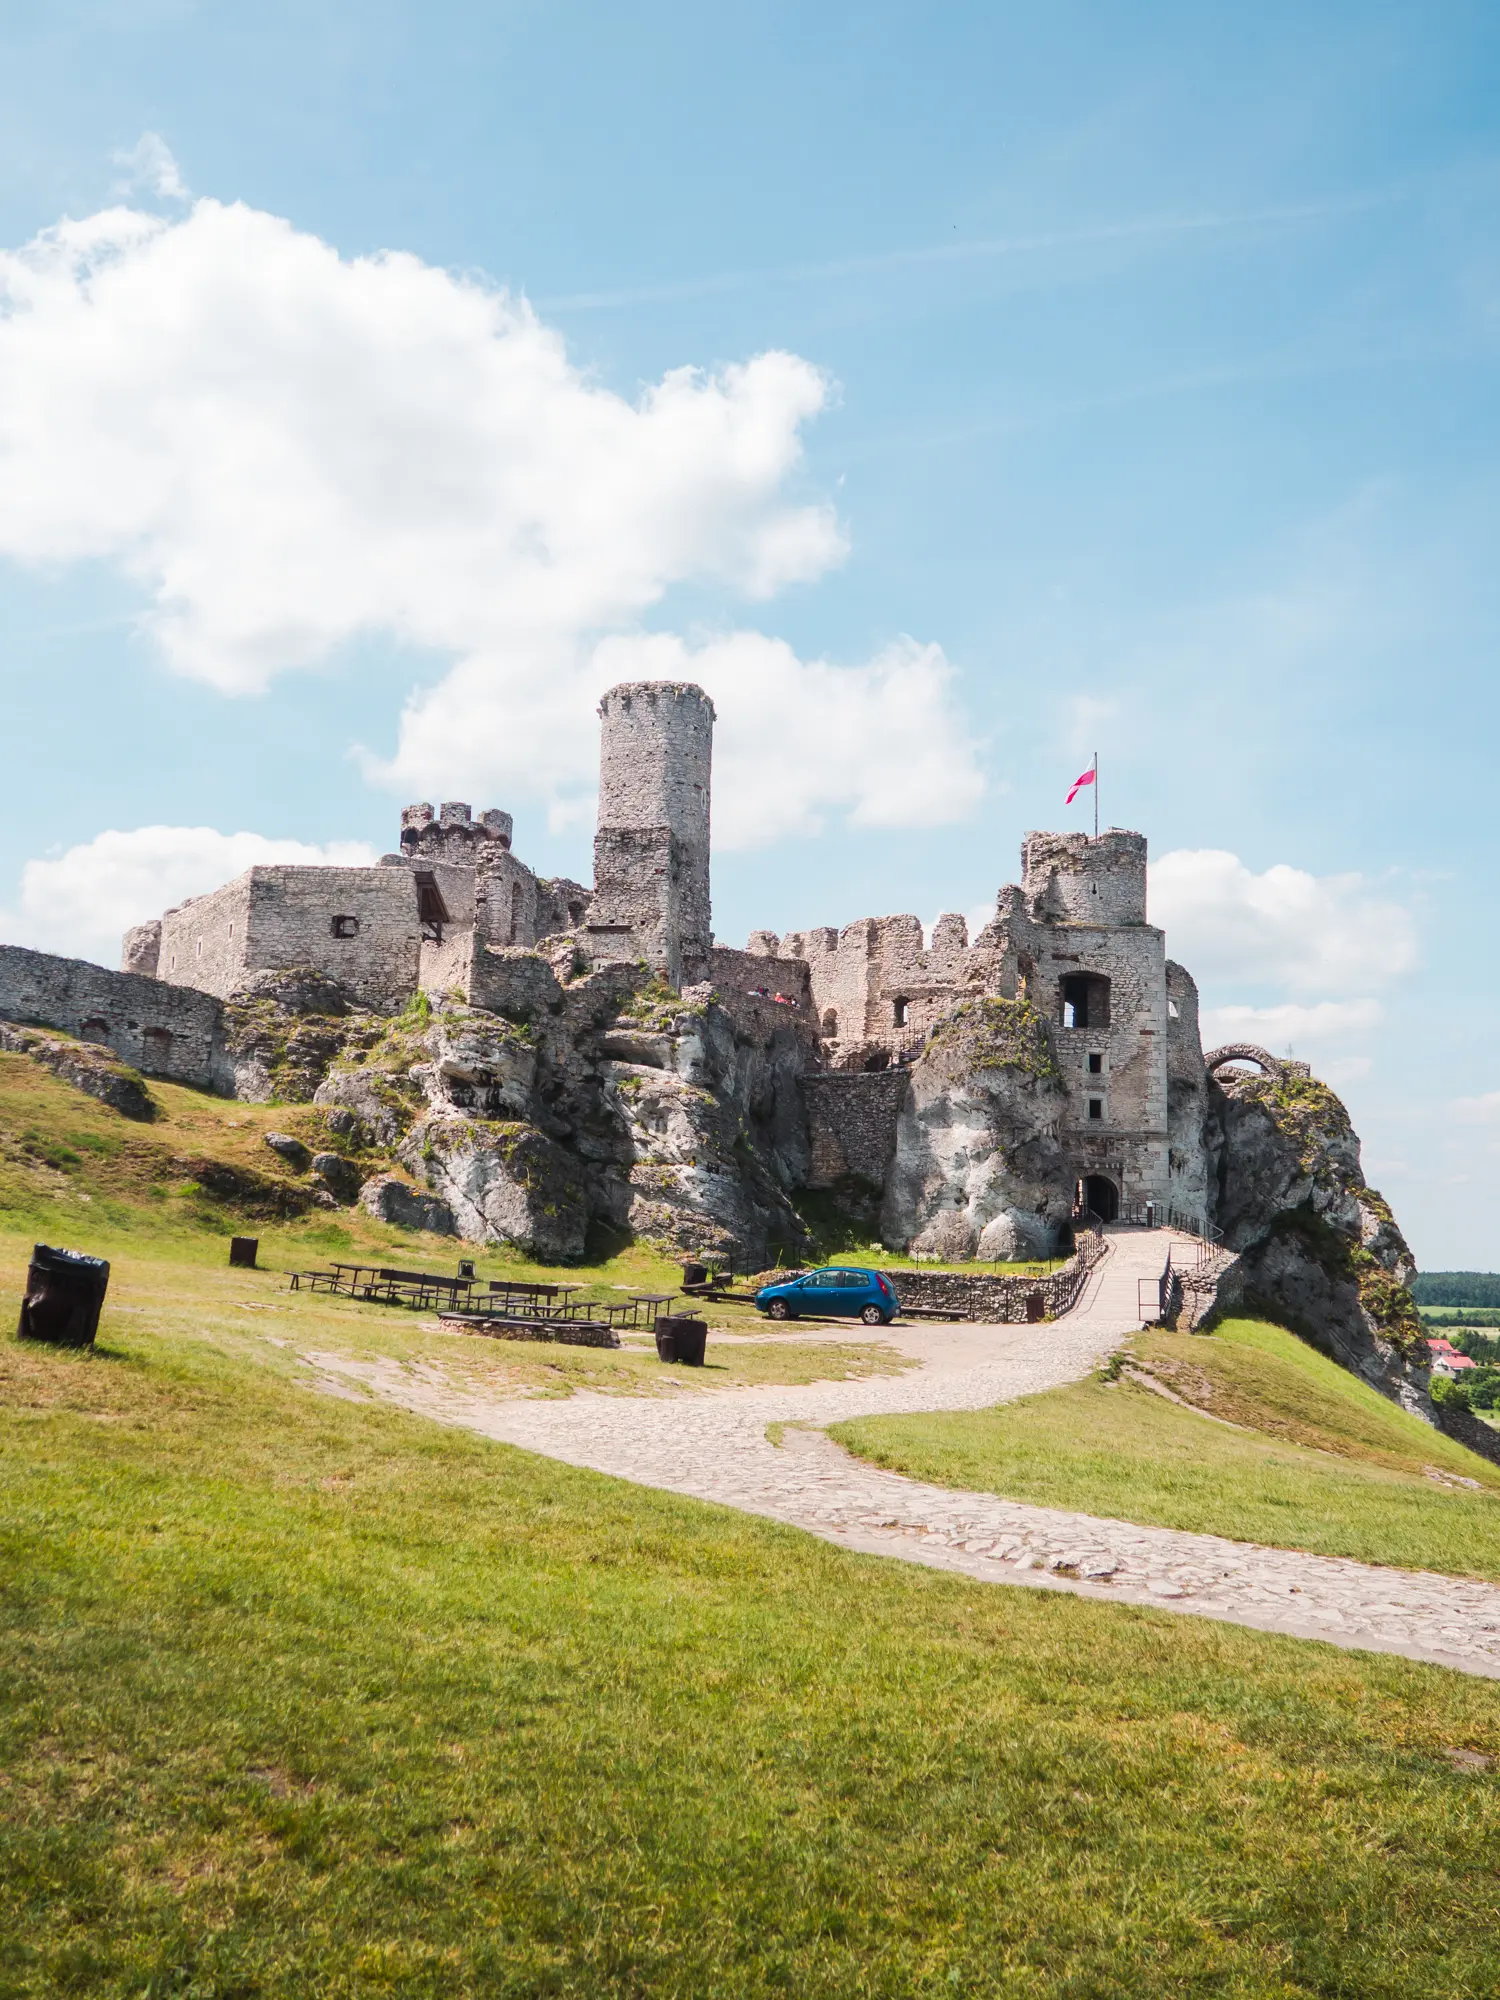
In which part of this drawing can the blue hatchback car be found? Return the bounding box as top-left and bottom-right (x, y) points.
(754, 1266), (899, 1325)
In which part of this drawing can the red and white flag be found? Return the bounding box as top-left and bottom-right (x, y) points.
(1066, 766), (1095, 805)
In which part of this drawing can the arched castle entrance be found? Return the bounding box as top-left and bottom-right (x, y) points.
(1081, 1174), (1119, 1222)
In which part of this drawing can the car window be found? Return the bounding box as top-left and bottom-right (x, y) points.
(833, 1270), (867, 1287)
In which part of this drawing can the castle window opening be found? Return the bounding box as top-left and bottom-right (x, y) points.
(143, 1027), (172, 1057)
(822, 1008), (838, 1037)
(1168, 999), (1180, 1018)
(509, 881), (522, 945)
(1060, 972), (1110, 1030)
(1088, 1097), (1103, 1121)
(330, 915), (360, 939)
(893, 997), (910, 1027)
(1087, 1052), (1103, 1075)
(82, 1017), (109, 1042)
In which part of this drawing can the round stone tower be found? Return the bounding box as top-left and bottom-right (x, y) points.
(1021, 829), (1148, 926)
(590, 681), (715, 986)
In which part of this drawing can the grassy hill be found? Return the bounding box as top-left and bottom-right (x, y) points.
(6, 1042), (1500, 1992)
(5, 1258), (1500, 1996)
(834, 1318), (1500, 1580)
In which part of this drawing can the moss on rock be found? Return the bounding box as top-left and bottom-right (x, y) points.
(928, 997), (1061, 1083)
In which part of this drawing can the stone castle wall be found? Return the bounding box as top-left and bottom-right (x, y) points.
(1022, 904), (1171, 1208)
(703, 946), (817, 1047)
(158, 866), (422, 1011)
(771, 913), (976, 1047)
(803, 1069), (908, 1190)
(758, 825), (1192, 1221)
(0, 943), (230, 1092)
(157, 875), (253, 997)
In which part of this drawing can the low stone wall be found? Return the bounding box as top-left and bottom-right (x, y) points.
(439, 1312), (620, 1350)
(0, 944), (232, 1094)
(882, 1231), (1107, 1323)
(1173, 1249), (1239, 1331)
(864, 1232), (1112, 1328)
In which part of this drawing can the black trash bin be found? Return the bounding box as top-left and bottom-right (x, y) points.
(229, 1236), (259, 1269)
(655, 1315), (708, 1366)
(17, 1245), (111, 1348)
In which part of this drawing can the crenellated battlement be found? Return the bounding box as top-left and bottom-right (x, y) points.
(400, 801), (513, 863)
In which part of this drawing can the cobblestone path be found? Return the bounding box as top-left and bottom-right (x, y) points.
(307, 1230), (1500, 1679)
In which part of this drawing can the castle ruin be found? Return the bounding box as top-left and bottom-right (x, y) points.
(0, 677), (1225, 1246)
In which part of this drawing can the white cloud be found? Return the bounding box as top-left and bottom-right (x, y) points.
(1199, 1001), (1381, 1086)
(595, 631), (981, 848)
(0, 193), (980, 839)
(1150, 848), (1416, 996)
(1452, 1091), (1500, 1127)
(0, 827), (377, 968)
(1198, 998), (1383, 1052)
(111, 133), (190, 204)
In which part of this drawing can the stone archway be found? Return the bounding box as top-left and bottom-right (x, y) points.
(1204, 1044), (1279, 1079)
(1082, 1174), (1119, 1222)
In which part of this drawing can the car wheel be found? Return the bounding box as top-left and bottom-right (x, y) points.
(861, 1304), (883, 1325)
(768, 1300), (791, 1321)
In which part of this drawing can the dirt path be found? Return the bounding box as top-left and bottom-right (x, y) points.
(304, 1229), (1500, 1679)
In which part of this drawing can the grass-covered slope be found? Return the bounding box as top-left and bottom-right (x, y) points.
(834, 1318), (1500, 1580)
(5, 1297), (1500, 1996)
(0, 1041), (694, 1295)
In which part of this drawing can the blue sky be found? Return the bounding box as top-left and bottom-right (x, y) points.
(1, 1), (1498, 1263)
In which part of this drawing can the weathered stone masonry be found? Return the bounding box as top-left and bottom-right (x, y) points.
(0, 944), (232, 1092)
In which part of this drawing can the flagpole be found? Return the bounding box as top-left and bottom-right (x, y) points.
(1093, 752), (1098, 839)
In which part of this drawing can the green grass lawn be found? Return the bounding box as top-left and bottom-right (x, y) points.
(833, 1318), (1500, 1582)
(5, 1299), (1500, 1997)
(9, 1043), (1500, 1990)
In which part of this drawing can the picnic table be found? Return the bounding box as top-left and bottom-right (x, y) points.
(463, 1286), (672, 1331)
(289, 1265), (675, 1331)
(289, 1262), (478, 1310)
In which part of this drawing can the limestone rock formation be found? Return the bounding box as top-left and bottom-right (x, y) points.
(881, 999), (1075, 1255)
(283, 954), (810, 1263)
(1203, 1061), (1428, 1412)
(0, 1023), (156, 1122)
(402, 1114), (592, 1260)
(359, 1173), (457, 1236)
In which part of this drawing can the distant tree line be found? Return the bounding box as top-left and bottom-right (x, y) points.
(1410, 1272), (1500, 1307)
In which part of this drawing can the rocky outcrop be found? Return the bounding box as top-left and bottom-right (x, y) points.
(1205, 1065), (1429, 1414)
(289, 954), (811, 1263)
(223, 970), (380, 1102)
(0, 1023), (156, 1121)
(360, 1173), (457, 1236)
(881, 998), (1074, 1256)
(402, 1115), (592, 1260)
